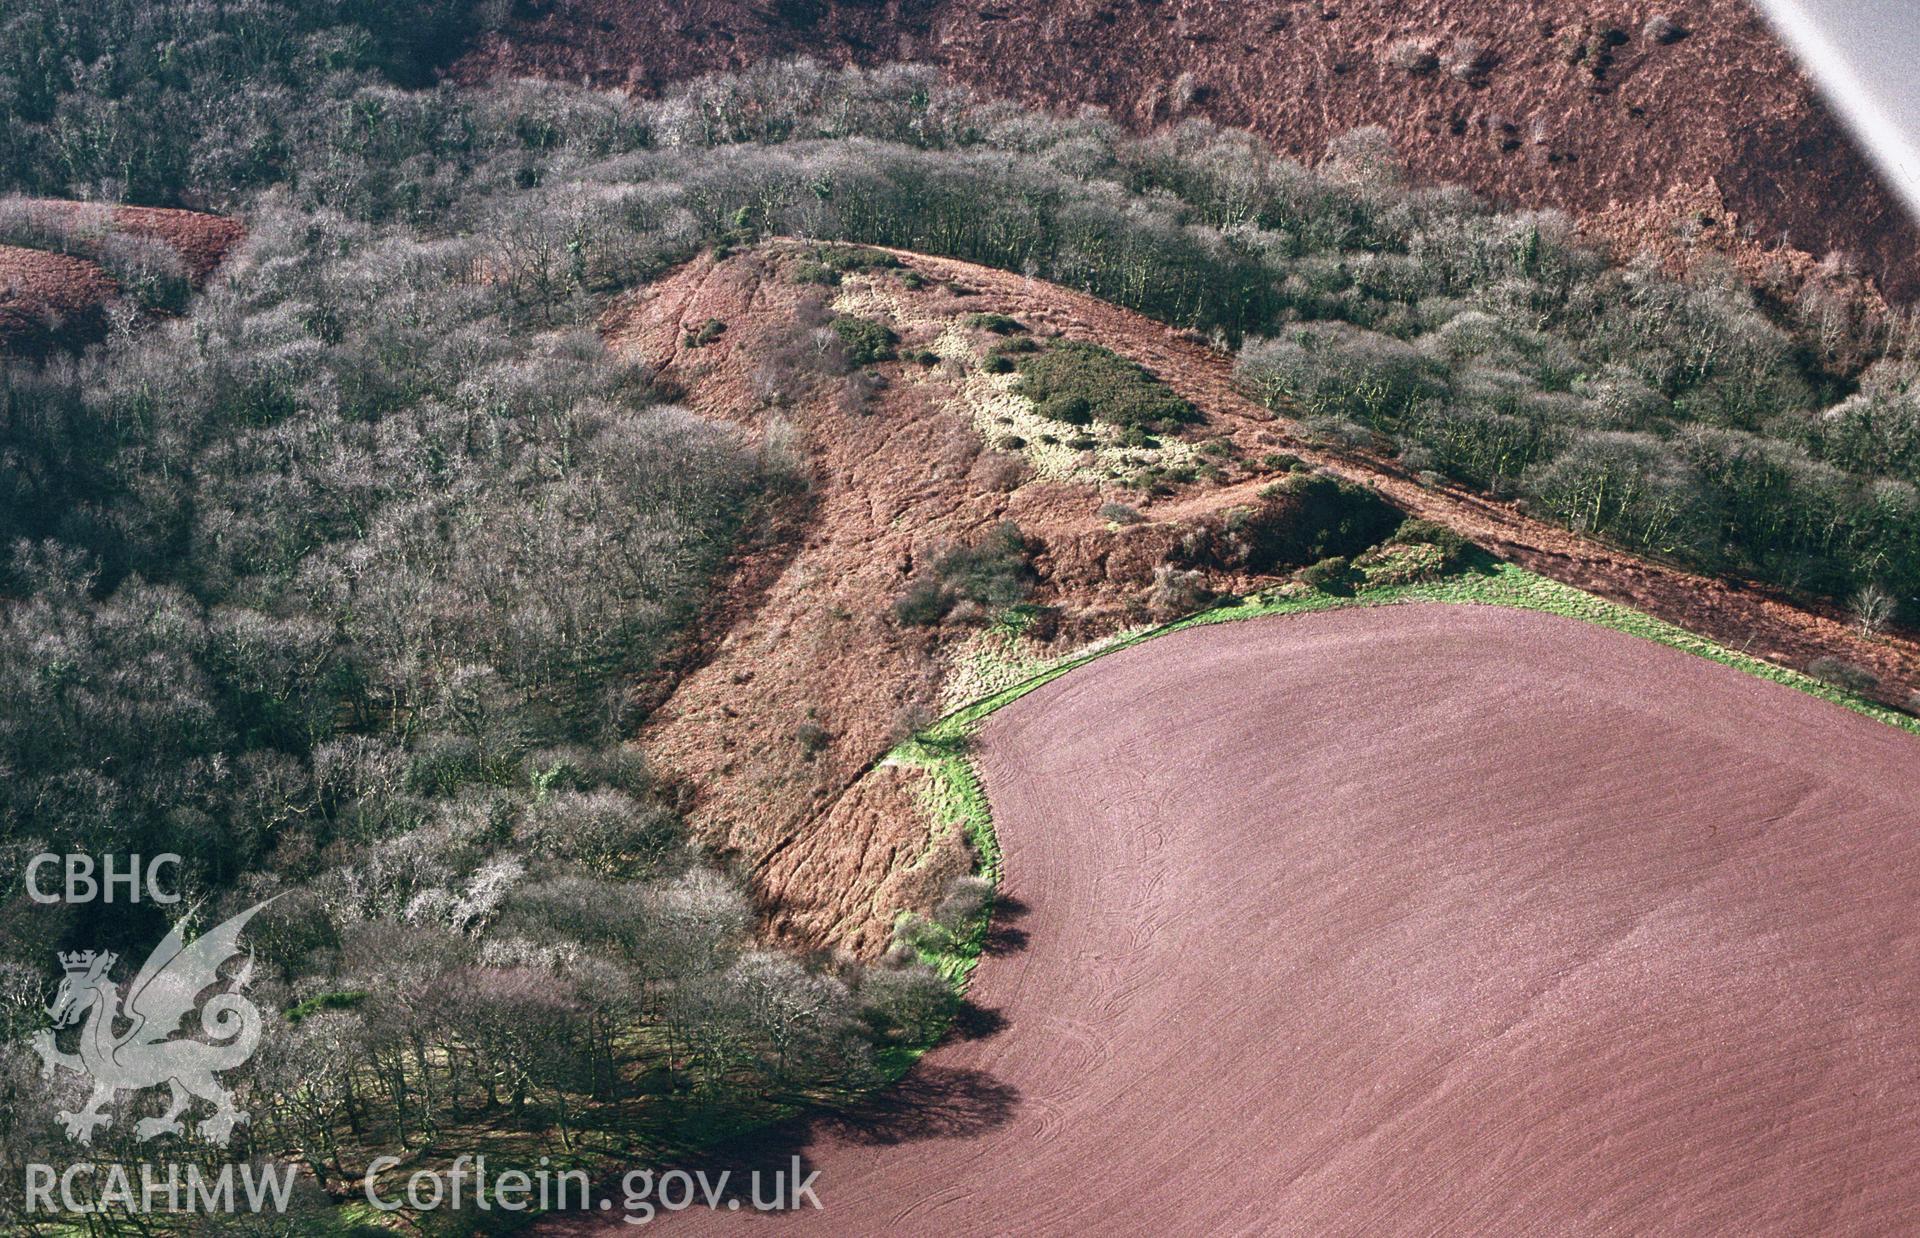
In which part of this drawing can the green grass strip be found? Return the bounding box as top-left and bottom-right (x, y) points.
(883, 557), (1915, 1010)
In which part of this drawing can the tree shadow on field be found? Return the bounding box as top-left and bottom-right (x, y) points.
(950, 999), (1009, 1040)
(813, 1064), (1020, 1146)
(984, 893), (1031, 956)
(560, 1066), (1021, 1221)
(545, 1067), (1020, 1224)
(545, 900), (1029, 1223)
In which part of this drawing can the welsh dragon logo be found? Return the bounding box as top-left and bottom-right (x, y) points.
(31, 898), (277, 1147)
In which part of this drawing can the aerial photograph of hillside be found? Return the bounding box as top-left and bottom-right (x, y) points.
(2, 1), (1917, 1233)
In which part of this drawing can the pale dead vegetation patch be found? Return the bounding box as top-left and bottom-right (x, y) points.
(830, 261), (1204, 485)
(940, 613), (1148, 711)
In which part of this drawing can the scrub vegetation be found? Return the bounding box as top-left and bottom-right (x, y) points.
(1011, 341), (1198, 437)
(10, 10), (1919, 631)
(2, 4), (1918, 1225)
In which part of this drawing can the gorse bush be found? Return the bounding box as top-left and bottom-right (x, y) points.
(1297, 556), (1353, 590)
(1180, 473), (1401, 573)
(832, 314), (899, 365)
(893, 522), (1036, 624)
(1388, 518), (1474, 565)
(1012, 341), (1197, 432)
(812, 244), (901, 272)
(939, 522), (1038, 607)
(686, 317), (727, 346)
(1808, 656), (1880, 694)
(792, 260), (842, 285)
(893, 579), (955, 626)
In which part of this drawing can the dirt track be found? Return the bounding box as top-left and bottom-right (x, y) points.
(547, 602), (1920, 1232)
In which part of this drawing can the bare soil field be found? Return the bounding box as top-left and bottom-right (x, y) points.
(460, 0), (1920, 300)
(546, 601), (1920, 1233)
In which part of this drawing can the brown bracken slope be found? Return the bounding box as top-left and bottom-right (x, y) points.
(543, 604), (1920, 1233)
(605, 241), (1918, 956)
(0, 201), (242, 354)
(607, 244), (1206, 953)
(91, 204), (244, 283)
(459, 0), (1920, 300)
(0, 245), (119, 356)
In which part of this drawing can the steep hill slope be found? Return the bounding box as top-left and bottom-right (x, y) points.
(461, 0), (1920, 300)
(604, 240), (1918, 952)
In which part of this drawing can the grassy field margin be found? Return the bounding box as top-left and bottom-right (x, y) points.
(884, 557), (1918, 1011)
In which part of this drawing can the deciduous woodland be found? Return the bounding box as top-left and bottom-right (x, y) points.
(1, 1), (1917, 1227)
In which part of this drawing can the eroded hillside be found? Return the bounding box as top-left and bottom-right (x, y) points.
(607, 241), (1920, 954)
(463, 0), (1920, 301)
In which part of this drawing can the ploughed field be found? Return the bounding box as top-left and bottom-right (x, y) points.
(562, 601), (1920, 1233)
